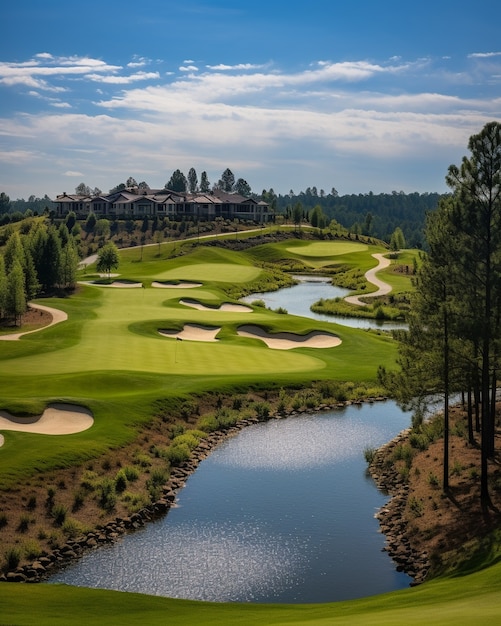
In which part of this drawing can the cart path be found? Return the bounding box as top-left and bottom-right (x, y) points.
(344, 253), (392, 306)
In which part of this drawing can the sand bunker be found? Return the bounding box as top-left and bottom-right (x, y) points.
(0, 304), (68, 341)
(159, 324), (221, 342)
(237, 325), (341, 350)
(180, 299), (252, 313)
(79, 280), (143, 288)
(152, 281), (202, 289)
(0, 403), (94, 447)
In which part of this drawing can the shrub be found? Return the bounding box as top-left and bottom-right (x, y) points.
(133, 453), (152, 468)
(62, 517), (86, 539)
(98, 478), (116, 512)
(23, 539), (42, 560)
(122, 491), (149, 514)
(232, 397), (243, 411)
(363, 446), (377, 464)
(72, 490), (85, 512)
(427, 472), (440, 488)
(27, 495), (37, 510)
(409, 497), (424, 517)
(4, 547), (22, 570)
(51, 504), (67, 526)
(80, 470), (99, 491)
(114, 470), (128, 493)
(165, 443), (191, 466)
(123, 465), (140, 482)
(198, 414), (219, 432)
(17, 514), (31, 533)
(392, 443), (415, 467)
(0, 514), (7, 529)
(409, 432), (429, 451)
(254, 402), (271, 421)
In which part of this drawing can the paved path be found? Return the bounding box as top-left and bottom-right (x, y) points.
(344, 253), (392, 306)
(0, 304), (68, 341)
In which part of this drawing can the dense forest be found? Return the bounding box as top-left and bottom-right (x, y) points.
(269, 189), (444, 248)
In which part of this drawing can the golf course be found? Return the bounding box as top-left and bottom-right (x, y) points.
(1, 231), (500, 625)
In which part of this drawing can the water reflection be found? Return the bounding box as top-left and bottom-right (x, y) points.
(51, 402), (413, 603)
(241, 275), (407, 330)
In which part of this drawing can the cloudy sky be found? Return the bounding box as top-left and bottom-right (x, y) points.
(1, 0), (500, 200)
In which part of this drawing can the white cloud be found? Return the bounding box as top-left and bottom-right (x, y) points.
(468, 51), (501, 58)
(85, 71), (160, 84)
(206, 63), (267, 71)
(1, 52), (499, 197)
(0, 55), (122, 89)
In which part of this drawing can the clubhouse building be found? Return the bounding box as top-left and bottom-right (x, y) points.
(54, 187), (271, 223)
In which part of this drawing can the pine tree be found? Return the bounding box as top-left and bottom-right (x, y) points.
(6, 259), (26, 325)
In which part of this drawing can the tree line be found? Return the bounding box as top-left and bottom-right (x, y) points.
(381, 121), (501, 507)
(0, 220), (79, 325)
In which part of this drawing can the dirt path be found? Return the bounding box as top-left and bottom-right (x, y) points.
(344, 253), (392, 306)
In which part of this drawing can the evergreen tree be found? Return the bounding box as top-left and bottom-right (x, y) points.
(165, 170), (187, 192)
(188, 167), (198, 193)
(38, 227), (62, 292)
(6, 259), (26, 325)
(0, 255), (7, 318)
(218, 168), (235, 192)
(445, 121), (501, 504)
(200, 171), (210, 193)
(60, 239), (79, 289)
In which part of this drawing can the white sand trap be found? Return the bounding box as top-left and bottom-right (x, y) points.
(0, 304), (68, 341)
(0, 403), (94, 447)
(180, 299), (252, 313)
(78, 280), (143, 288)
(237, 325), (342, 350)
(152, 281), (202, 289)
(159, 324), (221, 342)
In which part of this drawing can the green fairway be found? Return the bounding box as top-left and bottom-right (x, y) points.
(285, 241), (369, 257)
(2, 560), (501, 625)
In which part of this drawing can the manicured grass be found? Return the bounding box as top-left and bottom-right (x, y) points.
(0, 240), (397, 488)
(2, 559), (501, 625)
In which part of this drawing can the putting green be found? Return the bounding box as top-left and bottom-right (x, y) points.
(286, 241), (368, 257)
(154, 263), (261, 283)
(0, 287), (325, 377)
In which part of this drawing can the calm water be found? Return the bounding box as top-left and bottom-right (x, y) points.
(241, 275), (406, 330)
(51, 401), (412, 603)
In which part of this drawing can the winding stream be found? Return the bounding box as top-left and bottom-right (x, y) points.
(241, 275), (406, 330)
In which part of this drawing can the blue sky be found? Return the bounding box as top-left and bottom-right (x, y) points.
(1, 0), (500, 200)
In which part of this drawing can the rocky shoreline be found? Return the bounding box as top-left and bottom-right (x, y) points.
(369, 429), (430, 584)
(0, 398), (424, 586)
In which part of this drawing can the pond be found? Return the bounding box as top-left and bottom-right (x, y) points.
(51, 401), (413, 603)
(241, 275), (406, 330)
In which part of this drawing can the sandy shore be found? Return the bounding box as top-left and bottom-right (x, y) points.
(180, 299), (252, 313)
(0, 404), (94, 448)
(237, 324), (341, 350)
(159, 324), (221, 342)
